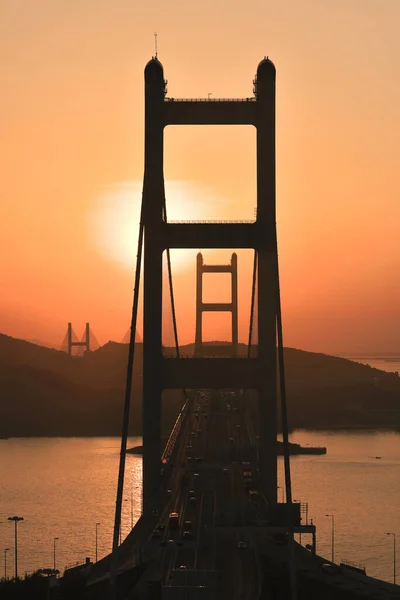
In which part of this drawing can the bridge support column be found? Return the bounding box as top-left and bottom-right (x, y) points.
(142, 58), (165, 514)
(256, 58), (278, 507)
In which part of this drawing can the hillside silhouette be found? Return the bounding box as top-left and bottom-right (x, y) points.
(0, 334), (399, 437)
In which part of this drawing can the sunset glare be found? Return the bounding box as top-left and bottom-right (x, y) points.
(90, 180), (231, 271)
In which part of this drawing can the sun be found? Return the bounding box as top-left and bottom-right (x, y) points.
(89, 180), (229, 271)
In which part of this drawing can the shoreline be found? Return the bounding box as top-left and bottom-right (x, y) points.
(2, 426), (400, 439)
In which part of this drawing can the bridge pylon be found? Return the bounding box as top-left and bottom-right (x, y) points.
(63, 322), (92, 355)
(141, 57), (277, 513)
(194, 252), (238, 357)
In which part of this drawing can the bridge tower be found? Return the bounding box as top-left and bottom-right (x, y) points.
(67, 322), (90, 355)
(142, 57), (277, 513)
(194, 252), (238, 357)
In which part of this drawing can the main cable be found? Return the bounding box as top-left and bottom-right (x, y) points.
(109, 198), (145, 600)
(276, 244), (297, 600)
(247, 249), (257, 358)
(162, 201), (181, 361)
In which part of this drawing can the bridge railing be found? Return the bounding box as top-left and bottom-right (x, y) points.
(161, 398), (189, 464)
(162, 354), (250, 359)
(166, 219), (254, 224)
(339, 559), (366, 574)
(165, 97), (256, 103)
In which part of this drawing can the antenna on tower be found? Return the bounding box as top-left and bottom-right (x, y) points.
(154, 32), (158, 58)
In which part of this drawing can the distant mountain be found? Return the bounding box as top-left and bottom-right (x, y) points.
(25, 338), (59, 349)
(0, 334), (399, 437)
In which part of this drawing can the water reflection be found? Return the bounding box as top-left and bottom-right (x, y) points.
(1, 431), (399, 583)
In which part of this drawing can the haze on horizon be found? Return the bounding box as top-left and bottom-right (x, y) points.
(1, 0), (399, 355)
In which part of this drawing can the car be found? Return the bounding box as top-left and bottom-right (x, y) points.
(249, 490), (260, 499)
(193, 473), (200, 478)
(169, 512), (179, 529)
(190, 432), (195, 437)
(151, 529), (161, 539)
(183, 530), (192, 539)
(189, 490), (195, 495)
(237, 541), (248, 549)
(189, 496), (197, 504)
(179, 565), (188, 570)
(156, 523), (165, 530)
(305, 544), (313, 551)
(152, 509), (159, 517)
(194, 457), (202, 463)
(222, 468), (228, 475)
(187, 457), (193, 463)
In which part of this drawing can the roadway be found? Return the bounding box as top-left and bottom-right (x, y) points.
(127, 388), (265, 599)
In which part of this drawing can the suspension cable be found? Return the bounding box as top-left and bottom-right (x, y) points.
(162, 200), (188, 409)
(162, 202), (181, 360)
(276, 245), (297, 600)
(109, 199), (145, 600)
(247, 250), (257, 358)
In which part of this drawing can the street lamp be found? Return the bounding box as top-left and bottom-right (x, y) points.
(386, 532), (396, 584)
(53, 537), (59, 572)
(4, 548), (9, 580)
(7, 516), (23, 579)
(325, 514), (335, 563)
(95, 523), (101, 563)
(124, 490), (134, 529)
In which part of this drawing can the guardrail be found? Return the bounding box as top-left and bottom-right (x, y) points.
(165, 97), (256, 103)
(340, 559), (366, 574)
(161, 399), (189, 464)
(162, 355), (250, 359)
(167, 219), (254, 224)
(64, 559), (91, 573)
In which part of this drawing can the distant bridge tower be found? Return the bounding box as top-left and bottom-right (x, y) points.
(67, 322), (90, 355)
(195, 252), (238, 357)
(141, 57), (277, 513)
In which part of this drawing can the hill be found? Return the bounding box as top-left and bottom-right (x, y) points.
(0, 334), (399, 436)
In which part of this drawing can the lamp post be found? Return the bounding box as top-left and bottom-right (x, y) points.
(95, 523), (101, 563)
(130, 488), (133, 529)
(124, 491), (134, 529)
(325, 514), (335, 563)
(7, 516), (23, 579)
(386, 532), (396, 584)
(53, 537), (59, 573)
(4, 548), (9, 580)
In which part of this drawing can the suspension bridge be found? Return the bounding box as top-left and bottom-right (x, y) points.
(61, 58), (399, 600)
(60, 324), (142, 354)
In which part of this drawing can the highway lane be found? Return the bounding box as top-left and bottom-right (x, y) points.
(96, 387), (266, 597)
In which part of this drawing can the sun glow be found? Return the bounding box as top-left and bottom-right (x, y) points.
(89, 180), (231, 271)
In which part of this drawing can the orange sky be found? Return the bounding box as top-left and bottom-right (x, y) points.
(1, 0), (400, 354)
